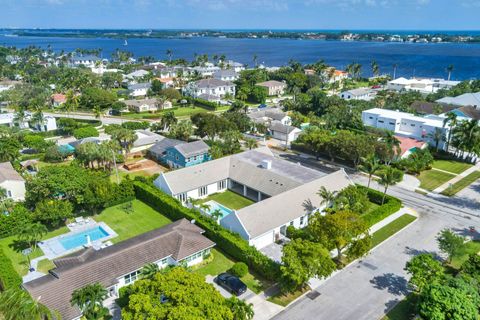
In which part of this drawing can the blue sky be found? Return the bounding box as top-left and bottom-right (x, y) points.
(1, 0), (479, 30)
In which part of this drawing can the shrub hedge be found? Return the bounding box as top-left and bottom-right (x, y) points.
(193, 98), (218, 110)
(229, 262), (248, 277)
(358, 185), (402, 227)
(133, 181), (280, 280)
(0, 248), (22, 290)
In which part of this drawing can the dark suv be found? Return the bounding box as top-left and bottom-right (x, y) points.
(215, 273), (247, 296)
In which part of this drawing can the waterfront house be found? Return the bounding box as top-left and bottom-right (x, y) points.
(183, 79), (235, 101)
(213, 69), (239, 82)
(128, 83), (151, 97)
(436, 92), (480, 109)
(68, 55), (101, 68)
(339, 87), (375, 101)
(256, 80), (287, 96)
(0, 162), (26, 201)
(387, 77), (460, 94)
(23, 219), (215, 320)
(154, 147), (352, 249)
(124, 69), (149, 83)
(191, 65), (221, 77)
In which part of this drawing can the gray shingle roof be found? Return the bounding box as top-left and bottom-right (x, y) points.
(436, 92), (480, 107)
(213, 69), (237, 78)
(123, 98), (158, 107)
(194, 78), (233, 88)
(174, 140), (210, 158)
(269, 120), (299, 134)
(0, 162), (24, 183)
(128, 82), (151, 90)
(133, 130), (163, 147)
(233, 169), (353, 238)
(256, 80), (287, 88)
(23, 219), (215, 320)
(149, 137), (184, 156)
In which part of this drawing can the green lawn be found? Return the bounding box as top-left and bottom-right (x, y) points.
(450, 240), (480, 269)
(0, 226), (69, 276)
(95, 199), (172, 243)
(432, 159), (473, 174)
(418, 169), (455, 191)
(366, 201), (380, 214)
(382, 295), (417, 320)
(200, 190), (255, 210)
(193, 248), (271, 294)
(441, 171), (480, 197)
(267, 286), (310, 307)
(109, 169), (152, 182)
(371, 215), (417, 248)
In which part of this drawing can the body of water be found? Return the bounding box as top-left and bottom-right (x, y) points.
(1, 35), (480, 80)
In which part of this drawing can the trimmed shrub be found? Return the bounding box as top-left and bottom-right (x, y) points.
(0, 248), (22, 290)
(229, 262), (248, 277)
(193, 98), (218, 110)
(121, 121), (150, 130)
(133, 181), (280, 280)
(357, 185), (402, 227)
(73, 126), (99, 139)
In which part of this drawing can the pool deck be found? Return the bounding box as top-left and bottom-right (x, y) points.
(38, 221), (117, 260)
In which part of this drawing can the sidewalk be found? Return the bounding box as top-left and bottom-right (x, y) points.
(433, 162), (480, 193)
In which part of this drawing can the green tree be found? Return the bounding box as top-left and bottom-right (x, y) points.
(377, 166), (403, 204)
(436, 229), (465, 263)
(110, 128), (137, 154)
(34, 199), (74, 228)
(405, 254), (444, 292)
(309, 210), (371, 263)
(71, 283), (109, 320)
(0, 288), (59, 320)
(244, 138), (258, 150)
(226, 297), (254, 320)
(160, 110), (178, 131)
(358, 155), (380, 188)
(0, 137), (21, 161)
(443, 112), (458, 152)
(73, 126), (99, 139)
(169, 120), (194, 141)
(317, 186), (337, 209)
(280, 239), (336, 292)
(371, 60), (379, 77)
(17, 222), (48, 250)
(334, 185), (370, 213)
(140, 263), (160, 279)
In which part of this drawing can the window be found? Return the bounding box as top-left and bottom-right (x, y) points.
(289, 221), (294, 226)
(161, 258), (168, 265)
(124, 270), (141, 285)
(193, 156), (197, 161)
(378, 120), (384, 123)
(369, 116), (373, 119)
(300, 216), (305, 225)
(175, 155), (179, 161)
(7, 190), (12, 198)
(217, 180), (227, 190)
(389, 122), (395, 125)
(177, 193), (187, 202)
(199, 186), (208, 197)
(410, 124), (415, 127)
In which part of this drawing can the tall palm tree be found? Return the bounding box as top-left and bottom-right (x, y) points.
(141, 263), (160, 279)
(446, 64), (454, 81)
(71, 283), (108, 320)
(371, 60), (379, 77)
(383, 132), (401, 163)
(392, 63), (398, 79)
(244, 138), (258, 150)
(378, 167), (403, 204)
(32, 109), (45, 131)
(93, 105), (103, 120)
(111, 128), (137, 154)
(160, 111), (177, 131)
(443, 111), (457, 152)
(0, 288), (59, 320)
(166, 49), (173, 62)
(358, 155), (380, 188)
(17, 222), (47, 251)
(210, 209), (223, 223)
(317, 186), (337, 209)
(429, 128), (445, 152)
(253, 54), (258, 68)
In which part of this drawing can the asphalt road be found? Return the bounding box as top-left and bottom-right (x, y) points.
(43, 112), (149, 125)
(270, 149), (480, 320)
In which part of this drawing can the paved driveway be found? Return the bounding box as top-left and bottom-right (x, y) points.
(273, 211), (480, 320)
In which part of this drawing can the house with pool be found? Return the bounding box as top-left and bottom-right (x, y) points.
(23, 219), (215, 320)
(154, 147), (354, 249)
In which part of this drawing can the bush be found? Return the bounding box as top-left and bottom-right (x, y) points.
(357, 185), (402, 227)
(229, 262), (249, 277)
(116, 285), (133, 308)
(133, 181), (280, 280)
(0, 248), (22, 290)
(0, 204), (33, 239)
(121, 121), (150, 130)
(73, 126), (99, 139)
(193, 98), (218, 110)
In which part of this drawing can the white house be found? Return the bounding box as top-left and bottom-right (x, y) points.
(128, 83), (151, 97)
(154, 147), (353, 249)
(256, 80), (287, 96)
(0, 162), (26, 201)
(387, 77), (460, 94)
(213, 69), (239, 82)
(269, 121), (302, 145)
(34, 116), (57, 132)
(191, 65), (221, 77)
(224, 60), (245, 73)
(183, 79), (235, 101)
(362, 108), (449, 149)
(68, 55), (102, 68)
(339, 87), (375, 101)
(0, 113), (28, 129)
(248, 107), (292, 126)
(123, 98), (162, 113)
(436, 92), (480, 109)
(24, 219), (215, 320)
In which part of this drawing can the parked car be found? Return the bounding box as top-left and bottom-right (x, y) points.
(215, 273), (247, 296)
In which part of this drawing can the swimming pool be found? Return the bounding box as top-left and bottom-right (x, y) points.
(203, 201), (233, 220)
(59, 226), (110, 250)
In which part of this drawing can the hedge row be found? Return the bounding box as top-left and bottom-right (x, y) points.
(192, 98), (218, 110)
(358, 185), (402, 227)
(0, 248), (22, 290)
(133, 181), (280, 280)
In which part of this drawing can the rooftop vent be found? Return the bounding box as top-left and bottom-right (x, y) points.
(261, 159), (272, 170)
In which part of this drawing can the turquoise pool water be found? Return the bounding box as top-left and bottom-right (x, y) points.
(59, 226), (109, 250)
(204, 201), (233, 219)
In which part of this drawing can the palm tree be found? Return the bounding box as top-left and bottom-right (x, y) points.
(93, 105), (103, 120)
(358, 155), (380, 188)
(443, 111), (458, 152)
(371, 60), (379, 77)
(17, 222), (47, 251)
(111, 128), (137, 154)
(253, 54), (258, 68)
(0, 288), (59, 320)
(71, 283), (108, 320)
(383, 132), (401, 163)
(353, 63), (362, 79)
(14, 109), (27, 128)
(429, 127), (445, 152)
(210, 209), (223, 223)
(141, 263), (160, 279)
(317, 186), (337, 208)
(160, 111), (177, 131)
(227, 296), (255, 320)
(244, 138), (258, 150)
(199, 203), (211, 213)
(166, 49), (173, 62)
(446, 64), (454, 81)
(378, 167), (403, 204)
(31, 109), (45, 131)
(392, 63), (398, 79)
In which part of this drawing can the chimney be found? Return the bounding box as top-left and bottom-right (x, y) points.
(261, 159), (272, 170)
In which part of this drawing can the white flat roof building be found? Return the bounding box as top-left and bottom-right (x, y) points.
(387, 77), (460, 94)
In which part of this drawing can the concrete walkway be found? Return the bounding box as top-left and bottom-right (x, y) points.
(433, 162), (480, 193)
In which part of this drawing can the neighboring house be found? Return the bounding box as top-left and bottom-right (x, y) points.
(23, 219), (215, 320)
(0, 112), (28, 129)
(123, 98), (159, 113)
(445, 106), (480, 121)
(324, 69), (349, 83)
(269, 120), (302, 145)
(183, 79), (235, 101)
(436, 92), (480, 109)
(339, 88), (375, 101)
(148, 136), (184, 161)
(410, 101), (457, 115)
(256, 80), (287, 96)
(387, 77), (460, 94)
(191, 65), (221, 77)
(68, 137), (107, 149)
(154, 147), (352, 249)
(124, 70), (149, 82)
(68, 55), (101, 68)
(131, 130), (164, 153)
(396, 136), (428, 159)
(33, 116), (57, 132)
(362, 108), (449, 150)
(0, 80), (20, 93)
(0, 162), (26, 201)
(248, 107), (292, 126)
(0, 112), (56, 131)
(163, 140), (211, 168)
(213, 69), (239, 82)
(51, 93), (67, 107)
(128, 83), (151, 97)
(224, 60), (245, 73)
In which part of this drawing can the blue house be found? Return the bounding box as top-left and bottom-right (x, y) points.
(149, 139), (211, 168)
